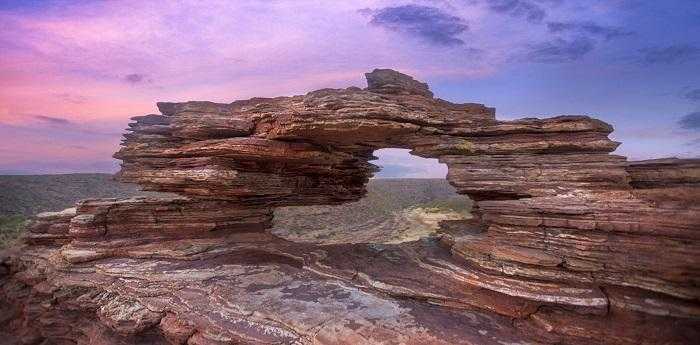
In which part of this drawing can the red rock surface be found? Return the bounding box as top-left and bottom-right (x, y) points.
(1, 69), (699, 344)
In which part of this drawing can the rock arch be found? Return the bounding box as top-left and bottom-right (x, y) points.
(116, 69), (619, 204)
(1, 69), (698, 344)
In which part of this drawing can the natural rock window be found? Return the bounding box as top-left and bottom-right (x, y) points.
(372, 148), (447, 179)
(271, 148), (472, 244)
(2, 69), (698, 345)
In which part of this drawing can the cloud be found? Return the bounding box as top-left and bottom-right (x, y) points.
(53, 92), (87, 104)
(123, 73), (147, 84)
(19, 115), (121, 136)
(0, 121), (122, 174)
(683, 88), (700, 102)
(547, 21), (632, 40)
(528, 20), (631, 63)
(486, 0), (547, 23)
(678, 112), (700, 130)
(33, 115), (72, 125)
(639, 44), (700, 64)
(525, 36), (595, 63)
(367, 5), (468, 46)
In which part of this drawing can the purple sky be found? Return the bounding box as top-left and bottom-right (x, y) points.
(1, 0), (699, 176)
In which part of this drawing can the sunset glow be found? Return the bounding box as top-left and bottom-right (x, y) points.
(1, 0), (699, 174)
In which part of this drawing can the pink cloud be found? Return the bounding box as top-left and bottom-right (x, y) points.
(1, 1), (496, 124)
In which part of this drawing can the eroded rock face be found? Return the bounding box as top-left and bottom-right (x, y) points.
(1, 69), (699, 344)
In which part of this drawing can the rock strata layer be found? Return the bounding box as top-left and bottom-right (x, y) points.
(1, 69), (699, 344)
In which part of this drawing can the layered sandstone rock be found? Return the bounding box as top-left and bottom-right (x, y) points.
(1, 69), (698, 344)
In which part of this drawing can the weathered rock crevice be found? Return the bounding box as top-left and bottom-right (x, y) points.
(1, 69), (698, 344)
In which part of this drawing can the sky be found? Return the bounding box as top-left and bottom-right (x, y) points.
(1, 0), (699, 177)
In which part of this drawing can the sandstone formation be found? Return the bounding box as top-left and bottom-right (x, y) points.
(1, 69), (699, 344)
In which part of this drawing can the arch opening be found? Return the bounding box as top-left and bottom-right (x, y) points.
(270, 149), (472, 244)
(371, 148), (448, 179)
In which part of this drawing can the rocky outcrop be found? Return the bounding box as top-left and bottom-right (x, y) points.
(1, 69), (699, 344)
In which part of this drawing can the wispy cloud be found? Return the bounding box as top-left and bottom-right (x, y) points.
(679, 112), (700, 131)
(528, 19), (632, 64)
(34, 115), (72, 126)
(0, 121), (123, 173)
(683, 88), (700, 102)
(123, 73), (144, 83)
(123, 73), (149, 84)
(525, 36), (594, 63)
(547, 21), (632, 40)
(8, 115), (122, 137)
(53, 92), (87, 104)
(485, 0), (547, 23)
(639, 44), (700, 64)
(366, 5), (468, 46)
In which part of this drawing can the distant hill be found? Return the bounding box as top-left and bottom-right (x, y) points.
(0, 170), (32, 175)
(0, 173), (160, 217)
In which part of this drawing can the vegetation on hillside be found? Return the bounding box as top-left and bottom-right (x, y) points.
(0, 215), (26, 249)
(0, 173), (163, 249)
(0, 173), (163, 217)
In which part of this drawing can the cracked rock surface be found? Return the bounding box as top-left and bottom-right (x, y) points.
(1, 69), (699, 344)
